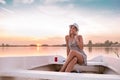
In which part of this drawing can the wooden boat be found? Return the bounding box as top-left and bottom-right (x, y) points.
(0, 55), (120, 80)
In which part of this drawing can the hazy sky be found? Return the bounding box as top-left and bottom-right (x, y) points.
(0, 0), (120, 45)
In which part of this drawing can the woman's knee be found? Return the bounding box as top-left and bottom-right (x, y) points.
(73, 57), (77, 62)
(69, 50), (76, 56)
(70, 50), (76, 53)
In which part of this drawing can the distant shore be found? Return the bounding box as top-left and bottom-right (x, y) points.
(0, 40), (120, 47)
(0, 44), (120, 47)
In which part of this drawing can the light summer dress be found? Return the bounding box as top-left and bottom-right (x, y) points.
(68, 38), (87, 65)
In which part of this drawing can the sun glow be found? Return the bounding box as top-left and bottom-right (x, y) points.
(37, 43), (40, 47)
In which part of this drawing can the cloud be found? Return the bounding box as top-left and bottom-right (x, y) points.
(13, 0), (34, 4)
(43, 0), (70, 5)
(0, 7), (14, 14)
(0, 7), (14, 17)
(22, 0), (34, 4)
(0, 0), (6, 4)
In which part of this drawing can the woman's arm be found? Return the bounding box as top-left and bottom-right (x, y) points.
(75, 35), (84, 50)
(65, 35), (70, 56)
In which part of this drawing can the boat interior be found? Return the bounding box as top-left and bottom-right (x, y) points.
(28, 55), (120, 75)
(30, 63), (118, 75)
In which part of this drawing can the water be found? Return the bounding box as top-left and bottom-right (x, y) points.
(0, 47), (120, 60)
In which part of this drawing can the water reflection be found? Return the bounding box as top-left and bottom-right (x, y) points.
(85, 47), (120, 59)
(0, 47), (120, 59)
(111, 47), (120, 58)
(88, 47), (92, 53)
(104, 47), (111, 54)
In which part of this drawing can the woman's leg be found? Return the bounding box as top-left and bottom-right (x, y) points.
(59, 52), (75, 72)
(72, 51), (84, 64)
(60, 50), (83, 72)
(66, 50), (84, 65)
(65, 57), (77, 72)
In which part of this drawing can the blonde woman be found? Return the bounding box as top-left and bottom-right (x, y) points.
(60, 23), (87, 72)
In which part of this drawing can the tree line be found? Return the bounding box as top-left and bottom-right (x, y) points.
(87, 40), (120, 47)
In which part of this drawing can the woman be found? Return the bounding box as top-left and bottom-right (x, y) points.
(60, 23), (87, 72)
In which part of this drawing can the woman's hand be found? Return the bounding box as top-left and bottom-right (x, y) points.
(75, 35), (84, 50)
(75, 35), (79, 43)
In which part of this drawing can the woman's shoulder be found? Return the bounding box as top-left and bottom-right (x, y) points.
(65, 35), (69, 39)
(78, 35), (82, 38)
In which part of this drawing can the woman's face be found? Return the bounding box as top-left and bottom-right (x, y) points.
(69, 26), (77, 35)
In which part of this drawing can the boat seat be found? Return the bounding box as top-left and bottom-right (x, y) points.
(72, 61), (106, 73)
(54, 60), (107, 73)
(87, 61), (106, 66)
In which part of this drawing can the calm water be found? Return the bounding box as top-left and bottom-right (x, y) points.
(0, 47), (120, 60)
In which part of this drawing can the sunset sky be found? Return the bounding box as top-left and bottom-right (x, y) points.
(0, 0), (120, 45)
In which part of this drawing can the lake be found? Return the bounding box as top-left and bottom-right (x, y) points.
(0, 47), (120, 60)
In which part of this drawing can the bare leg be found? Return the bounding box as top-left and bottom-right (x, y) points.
(59, 51), (75, 72)
(60, 50), (84, 72)
(72, 51), (84, 64)
(65, 57), (77, 72)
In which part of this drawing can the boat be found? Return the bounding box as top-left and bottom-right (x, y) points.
(0, 55), (120, 80)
